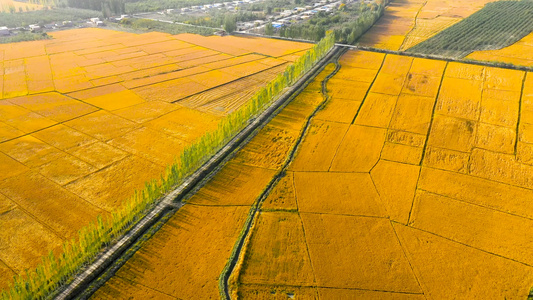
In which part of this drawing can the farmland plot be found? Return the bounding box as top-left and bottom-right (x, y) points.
(0, 28), (312, 291)
(408, 1), (533, 58)
(0, 0), (42, 12)
(231, 50), (533, 298)
(467, 32), (533, 66)
(358, 0), (496, 51)
(91, 65), (337, 299)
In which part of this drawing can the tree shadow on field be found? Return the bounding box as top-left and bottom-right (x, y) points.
(88, 202), (220, 298)
(166, 208), (198, 232)
(188, 162), (251, 205)
(93, 273), (181, 299)
(114, 208), (201, 280)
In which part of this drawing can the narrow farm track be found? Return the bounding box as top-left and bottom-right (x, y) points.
(219, 47), (347, 300)
(54, 46), (342, 300)
(398, 0), (429, 51)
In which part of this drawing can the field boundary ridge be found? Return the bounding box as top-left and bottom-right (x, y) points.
(341, 43), (533, 72)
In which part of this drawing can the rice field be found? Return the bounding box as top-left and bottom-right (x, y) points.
(467, 31), (533, 66)
(0, 0), (42, 12)
(5, 0), (533, 296)
(234, 50), (533, 298)
(93, 47), (533, 299)
(0, 28), (312, 292)
(407, 1), (533, 58)
(357, 0), (497, 51)
(400, 0), (499, 50)
(91, 65), (336, 299)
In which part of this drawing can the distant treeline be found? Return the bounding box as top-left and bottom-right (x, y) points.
(407, 0), (533, 58)
(339, 0), (391, 44)
(66, 0), (125, 16)
(124, 0), (223, 14)
(117, 18), (216, 35)
(0, 7), (101, 27)
(0, 32), (51, 43)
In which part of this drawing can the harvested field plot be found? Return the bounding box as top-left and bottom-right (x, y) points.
(0, 28), (312, 291)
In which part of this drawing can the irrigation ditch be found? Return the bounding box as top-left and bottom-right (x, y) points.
(218, 46), (348, 300)
(54, 45), (344, 300)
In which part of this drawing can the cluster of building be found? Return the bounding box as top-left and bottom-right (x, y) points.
(166, 0), (262, 14)
(244, 0), (341, 32)
(0, 21), (73, 37)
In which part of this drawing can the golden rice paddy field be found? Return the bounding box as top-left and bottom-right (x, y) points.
(95, 49), (533, 299)
(91, 64), (336, 299)
(0, 28), (312, 291)
(234, 50), (533, 298)
(467, 31), (533, 67)
(0, 0), (42, 12)
(358, 0), (497, 50)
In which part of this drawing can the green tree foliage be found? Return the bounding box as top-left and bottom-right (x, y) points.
(0, 32), (51, 44)
(118, 18), (215, 35)
(67, 0), (124, 16)
(408, 1), (533, 58)
(223, 14), (236, 33)
(102, 0), (125, 17)
(176, 10), (258, 29)
(265, 22), (274, 35)
(280, 0), (390, 43)
(124, 0), (231, 14)
(340, 0), (389, 43)
(0, 8), (101, 28)
(282, 24), (326, 42)
(0, 33), (336, 300)
(279, 26), (286, 37)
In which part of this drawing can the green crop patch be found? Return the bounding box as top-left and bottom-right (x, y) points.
(407, 1), (533, 58)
